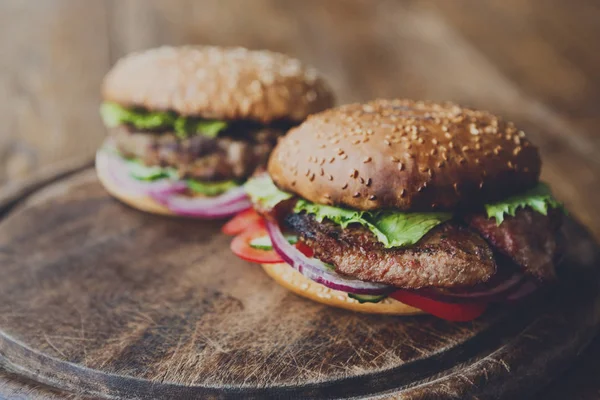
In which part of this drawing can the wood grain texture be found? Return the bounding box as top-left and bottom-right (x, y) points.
(1, 0), (600, 398)
(0, 169), (597, 399)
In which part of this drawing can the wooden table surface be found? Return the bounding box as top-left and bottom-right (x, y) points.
(1, 1), (599, 398)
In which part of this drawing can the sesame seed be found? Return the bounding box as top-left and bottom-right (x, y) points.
(341, 154), (348, 160)
(384, 140), (391, 146)
(453, 182), (459, 193)
(359, 177), (365, 184)
(369, 195), (377, 201)
(342, 183), (348, 189)
(400, 188), (406, 197)
(324, 194), (331, 199)
(328, 174), (333, 181)
(417, 137), (424, 144)
(352, 139), (361, 145)
(444, 132), (452, 139)
(363, 156), (372, 163)
(448, 141), (454, 149)
(366, 178), (372, 186)
(305, 169), (310, 176)
(461, 145), (470, 152)
(329, 157), (335, 163)
(390, 156), (399, 162)
(352, 192), (360, 198)
(431, 138), (439, 145)
(320, 168), (324, 176)
(309, 173), (315, 181)
(397, 163), (404, 171)
(350, 169), (358, 178)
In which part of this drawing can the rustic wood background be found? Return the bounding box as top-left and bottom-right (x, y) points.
(1, 0), (599, 398)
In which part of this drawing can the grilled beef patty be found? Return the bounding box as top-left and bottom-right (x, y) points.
(467, 208), (562, 281)
(110, 124), (283, 181)
(285, 213), (497, 289)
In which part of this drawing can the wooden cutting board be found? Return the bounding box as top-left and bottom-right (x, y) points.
(0, 166), (598, 400)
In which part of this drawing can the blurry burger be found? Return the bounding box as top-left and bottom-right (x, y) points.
(96, 46), (333, 218)
(228, 99), (563, 321)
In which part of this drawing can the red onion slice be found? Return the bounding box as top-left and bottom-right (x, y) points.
(97, 149), (187, 196)
(505, 280), (538, 302)
(418, 271), (526, 303)
(265, 219), (393, 295)
(98, 148), (251, 218)
(158, 188), (252, 218)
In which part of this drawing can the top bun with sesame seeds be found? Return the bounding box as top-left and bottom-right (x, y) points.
(102, 46), (334, 123)
(268, 99), (541, 212)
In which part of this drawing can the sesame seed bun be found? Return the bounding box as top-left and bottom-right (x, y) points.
(95, 149), (177, 217)
(102, 46), (334, 123)
(268, 99), (541, 212)
(262, 263), (423, 315)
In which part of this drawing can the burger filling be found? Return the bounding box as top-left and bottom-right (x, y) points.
(100, 102), (291, 193)
(244, 175), (563, 290)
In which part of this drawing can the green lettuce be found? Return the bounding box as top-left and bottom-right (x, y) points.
(100, 102), (227, 138)
(294, 200), (451, 248)
(124, 157), (237, 195)
(244, 175), (293, 210)
(485, 182), (562, 225)
(125, 159), (178, 181)
(187, 179), (239, 196)
(173, 118), (227, 139)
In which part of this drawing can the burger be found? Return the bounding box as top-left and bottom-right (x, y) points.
(95, 46), (334, 218)
(227, 99), (564, 321)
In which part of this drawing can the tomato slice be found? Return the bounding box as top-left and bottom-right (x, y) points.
(295, 241), (314, 258)
(231, 226), (284, 264)
(222, 209), (263, 235)
(390, 290), (487, 322)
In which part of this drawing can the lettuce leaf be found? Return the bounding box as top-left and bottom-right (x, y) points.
(243, 175), (450, 248)
(125, 159), (178, 181)
(124, 157), (237, 195)
(173, 118), (228, 139)
(294, 200), (451, 248)
(244, 175), (293, 210)
(100, 102), (176, 130)
(100, 102), (227, 138)
(485, 182), (562, 225)
(187, 179), (239, 196)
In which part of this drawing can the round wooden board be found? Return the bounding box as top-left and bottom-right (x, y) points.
(0, 168), (599, 400)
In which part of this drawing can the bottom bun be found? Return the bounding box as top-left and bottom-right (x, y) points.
(96, 153), (176, 217)
(261, 263), (423, 315)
